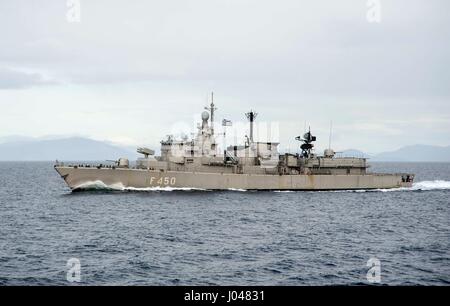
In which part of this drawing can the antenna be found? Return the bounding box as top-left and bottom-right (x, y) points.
(245, 110), (258, 143)
(328, 120), (333, 150)
(205, 91), (217, 136)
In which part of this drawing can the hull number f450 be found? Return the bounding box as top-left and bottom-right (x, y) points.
(146, 176), (176, 186)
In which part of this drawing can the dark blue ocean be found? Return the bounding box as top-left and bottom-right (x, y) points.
(0, 162), (449, 285)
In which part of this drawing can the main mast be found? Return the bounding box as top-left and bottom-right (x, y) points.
(205, 92), (217, 136)
(245, 110), (258, 143)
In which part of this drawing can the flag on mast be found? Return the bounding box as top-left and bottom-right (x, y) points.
(222, 119), (232, 126)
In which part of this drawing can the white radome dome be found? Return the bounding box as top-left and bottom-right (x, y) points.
(201, 111), (210, 121)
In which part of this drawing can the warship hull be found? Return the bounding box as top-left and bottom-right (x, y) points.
(55, 166), (413, 191)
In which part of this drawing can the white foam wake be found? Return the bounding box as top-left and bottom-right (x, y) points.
(376, 180), (450, 192)
(74, 180), (123, 191)
(409, 180), (450, 191)
(73, 180), (207, 192)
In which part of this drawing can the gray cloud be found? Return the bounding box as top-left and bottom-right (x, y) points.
(0, 0), (449, 152)
(0, 67), (54, 89)
(1, 0), (448, 96)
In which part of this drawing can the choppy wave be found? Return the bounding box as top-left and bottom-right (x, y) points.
(4, 161), (449, 285)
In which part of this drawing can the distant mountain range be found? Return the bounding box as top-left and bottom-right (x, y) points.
(337, 149), (371, 159)
(369, 145), (450, 162)
(0, 137), (137, 161)
(340, 145), (450, 162)
(0, 136), (449, 162)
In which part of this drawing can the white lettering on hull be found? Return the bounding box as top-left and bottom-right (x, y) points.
(146, 176), (176, 186)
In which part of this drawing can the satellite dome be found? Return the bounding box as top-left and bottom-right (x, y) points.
(201, 111), (210, 121)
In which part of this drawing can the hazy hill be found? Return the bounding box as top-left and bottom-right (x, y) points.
(0, 137), (136, 161)
(372, 145), (450, 162)
(0, 135), (35, 144)
(338, 149), (372, 159)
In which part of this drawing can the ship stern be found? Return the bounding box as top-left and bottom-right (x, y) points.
(400, 173), (415, 188)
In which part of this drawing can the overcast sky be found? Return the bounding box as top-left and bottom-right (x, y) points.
(0, 0), (449, 153)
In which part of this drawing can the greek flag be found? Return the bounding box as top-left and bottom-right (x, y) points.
(222, 119), (232, 126)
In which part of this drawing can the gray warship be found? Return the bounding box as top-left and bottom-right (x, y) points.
(55, 97), (414, 191)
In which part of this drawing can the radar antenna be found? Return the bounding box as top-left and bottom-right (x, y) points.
(295, 127), (317, 158)
(245, 110), (258, 143)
